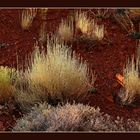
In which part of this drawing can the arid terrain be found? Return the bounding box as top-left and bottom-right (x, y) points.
(0, 9), (140, 131)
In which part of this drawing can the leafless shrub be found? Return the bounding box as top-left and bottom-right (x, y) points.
(13, 103), (140, 132)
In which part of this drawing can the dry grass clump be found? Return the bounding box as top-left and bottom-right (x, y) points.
(39, 8), (48, 20)
(21, 8), (37, 30)
(13, 103), (140, 131)
(0, 66), (17, 102)
(14, 66), (49, 112)
(75, 11), (104, 41)
(119, 57), (140, 105)
(12, 102), (53, 131)
(39, 22), (47, 45)
(57, 18), (74, 43)
(14, 39), (95, 111)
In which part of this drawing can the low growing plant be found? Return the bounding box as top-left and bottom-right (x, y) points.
(21, 8), (37, 30)
(119, 57), (140, 105)
(14, 38), (95, 111)
(75, 11), (104, 41)
(13, 103), (140, 132)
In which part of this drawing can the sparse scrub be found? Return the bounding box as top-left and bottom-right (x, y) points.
(13, 103), (140, 131)
(75, 11), (104, 41)
(14, 38), (95, 111)
(13, 102), (53, 131)
(0, 66), (17, 102)
(21, 8), (37, 30)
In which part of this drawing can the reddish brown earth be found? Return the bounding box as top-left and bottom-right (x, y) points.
(0, 9), (140, 131)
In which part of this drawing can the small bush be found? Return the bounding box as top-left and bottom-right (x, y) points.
(13, 103), (53, 131)
(57, 18), (74, 43)
(13, 103), (140, 132)
(128, 9), (140, 19)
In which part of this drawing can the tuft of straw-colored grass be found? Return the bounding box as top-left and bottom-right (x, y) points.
(28, 40), (95, 101)
(119, 57), (140, 105)
(14, 38), (95, 110)
(21, 8), (37, 30)
(39, 22), (47, 45)
(57, 18), (74, 43)
(39, 8), (48, 20)
(75, 11), (104, 41)
(0, 66), (17, 102)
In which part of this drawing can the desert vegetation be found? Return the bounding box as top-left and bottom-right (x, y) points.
(1, 8), (140, 132)
(13, 39), (95, 112)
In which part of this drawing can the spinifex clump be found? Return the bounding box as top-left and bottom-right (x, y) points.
(14, 36), (96, 111)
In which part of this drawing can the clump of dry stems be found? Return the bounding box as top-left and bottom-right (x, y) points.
(21, 8), (37, 30)
(57, 18), (74, 43)
(75, 11), (104, 41)
(14, 37), (95, 111)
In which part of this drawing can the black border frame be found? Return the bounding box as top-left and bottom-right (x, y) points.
(0, 0), (140, 7)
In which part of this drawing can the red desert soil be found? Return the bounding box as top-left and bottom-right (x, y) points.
(0, 9), (139, 130)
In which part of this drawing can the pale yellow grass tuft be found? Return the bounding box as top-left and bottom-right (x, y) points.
(21, 8), (37, 30)
(75, 11), (104, 41)
(120, 57), (140, 104)
(57, 19), (74, 43)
